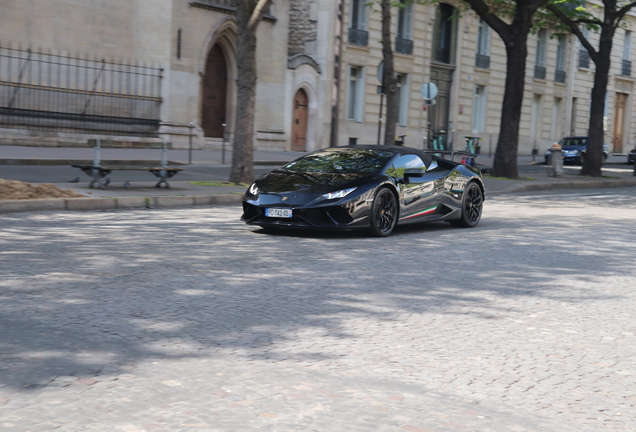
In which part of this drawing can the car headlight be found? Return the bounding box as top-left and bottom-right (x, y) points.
(248, 183), (259, 196)
(322, 187), (357, 200)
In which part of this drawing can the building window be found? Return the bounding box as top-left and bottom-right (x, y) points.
(347, 66), (365, 122)
(472, 85), (487, 133)
(396, 74), (409, 126)
(349, 0), (368, 46)
(535, 29), (547, 79)
(622, 31), (632, 76)
(579, 25), (590, 68)
(475, 18), (490, 69)
(396, 0), (413, 54)
(531, 95), (542, 138)
(555, 35), (567, 83)
(433, 3), (457, 64)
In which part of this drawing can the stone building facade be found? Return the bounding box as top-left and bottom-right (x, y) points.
(335, 1), (636, 155)
(1, 0), (635, 156)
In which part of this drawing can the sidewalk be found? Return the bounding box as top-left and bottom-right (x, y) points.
(1, 145), (635, 214)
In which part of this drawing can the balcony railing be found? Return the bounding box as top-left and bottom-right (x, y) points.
(534, 65), (546, 80)
(555, 69), (566, 83)
(475, 54), (490, 69)
(348, 28), (369, 47)
(622, 59), (632, 77)
(579, 50), (590, 69)
(395, 38), (413, 55)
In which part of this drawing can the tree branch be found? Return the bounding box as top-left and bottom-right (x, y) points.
(461, 0), (511, 41)
(546, 3), (598, 59)
(617, 0), (636, 19)
(248, 0), (271, 31)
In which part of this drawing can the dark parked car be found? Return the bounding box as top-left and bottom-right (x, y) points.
(242, 146), (485, 237)
(544, 136), (609, 165)
(628, 147), (636, 164)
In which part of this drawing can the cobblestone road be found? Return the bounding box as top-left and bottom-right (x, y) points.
(1, 189), (635, 431)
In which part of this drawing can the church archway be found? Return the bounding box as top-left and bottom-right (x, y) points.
(202, 44), (228, 138)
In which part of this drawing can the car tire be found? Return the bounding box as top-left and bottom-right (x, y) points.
(450, 182), (483, 228)
(579, 153), (585, 166)
(369, 187), (398, 237)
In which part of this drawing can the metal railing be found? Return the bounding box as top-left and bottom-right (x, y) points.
(555, 69), (566, 83)
(348, 28), (368, 46)
(622, 59), (632, 77)
(475, 54), (490, 69)
(395, 38), (413, 55)
(579, 49), (590, 69)
(534, 65), (546, 79)
(0, 45), (163, 135)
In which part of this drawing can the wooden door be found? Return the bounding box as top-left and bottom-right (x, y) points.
(202, 44), (227, 138)
(291, 89), (308, 151)
(613, 93), (627, 153)
(429, 65), (454, 149)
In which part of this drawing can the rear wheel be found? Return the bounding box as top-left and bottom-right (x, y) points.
(450, 182), (483, 228)
(369, 188), (398, 237)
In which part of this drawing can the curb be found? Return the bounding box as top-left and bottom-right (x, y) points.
(0, 194), (243, 215)
(0, 158), (185, 166)
(0, 159), (286, 166)
(487, 178), (636, 195)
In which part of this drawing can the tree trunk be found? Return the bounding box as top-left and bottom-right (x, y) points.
(381, 0), (397, 146)
(491, 26), (530, 179)
(582, 21), (615, 177)
(230, 0), (259, 184)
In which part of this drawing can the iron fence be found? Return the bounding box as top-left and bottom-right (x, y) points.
(0, 44), (163, 136)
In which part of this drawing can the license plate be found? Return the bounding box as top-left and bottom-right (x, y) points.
(265, 208), (292, 218)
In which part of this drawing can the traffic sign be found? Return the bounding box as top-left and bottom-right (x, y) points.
(420, 82), (439, 100)
(377, 61), (384, 85)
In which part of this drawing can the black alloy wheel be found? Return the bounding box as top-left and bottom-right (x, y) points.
(450, 182), (483, 228)
(369, 188), (398, 237)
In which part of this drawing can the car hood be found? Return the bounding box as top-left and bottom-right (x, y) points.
(257, 170), (372, 195)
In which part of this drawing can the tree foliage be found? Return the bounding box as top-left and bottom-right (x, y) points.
(545, 0), (636, 177)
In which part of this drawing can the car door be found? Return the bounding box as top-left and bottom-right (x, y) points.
(387, 154), (440, 221)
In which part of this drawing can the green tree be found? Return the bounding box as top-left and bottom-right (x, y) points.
(461, 0), (551, 179)
(229, 0), (272, 184)
(546, 0), (636, 177)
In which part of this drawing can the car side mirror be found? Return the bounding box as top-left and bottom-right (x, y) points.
(403, 168), (425, 181)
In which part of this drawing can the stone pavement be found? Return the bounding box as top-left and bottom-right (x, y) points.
(1, 191), (635, 431)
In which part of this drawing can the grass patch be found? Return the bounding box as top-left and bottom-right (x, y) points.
(191, 181), (249, 187)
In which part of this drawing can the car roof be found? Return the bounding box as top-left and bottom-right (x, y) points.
(331, 145), (433, 166)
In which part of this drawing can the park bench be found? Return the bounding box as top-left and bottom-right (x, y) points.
(72, 138), (184, 189)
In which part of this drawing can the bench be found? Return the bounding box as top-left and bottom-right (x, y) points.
(72, 138), (184, 189)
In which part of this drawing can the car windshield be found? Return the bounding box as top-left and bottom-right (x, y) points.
(560, 138), (587, 147)
(283, 149), (396, 174)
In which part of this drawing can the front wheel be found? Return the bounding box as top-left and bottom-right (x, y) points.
(369, 188), (398, 237)
(450, 183), (483, 228)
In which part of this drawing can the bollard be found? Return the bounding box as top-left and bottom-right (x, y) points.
(547, 145), (563, 177)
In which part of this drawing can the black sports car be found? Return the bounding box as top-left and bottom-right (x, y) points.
(241, 146), (485, 237)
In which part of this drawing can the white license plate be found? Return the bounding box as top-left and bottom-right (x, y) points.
(265, 208), (292, 218)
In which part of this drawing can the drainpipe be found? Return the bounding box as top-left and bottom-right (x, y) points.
(329, 0), (343, 147)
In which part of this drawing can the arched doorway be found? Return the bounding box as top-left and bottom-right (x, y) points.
(291, 89), (308, 151)
(202, 44), (228, 138)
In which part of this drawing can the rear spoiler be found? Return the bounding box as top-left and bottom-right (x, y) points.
(422, 150), (479, 163)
